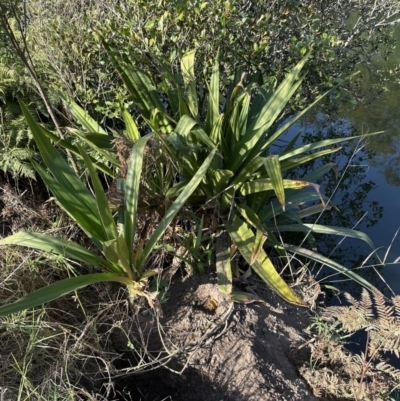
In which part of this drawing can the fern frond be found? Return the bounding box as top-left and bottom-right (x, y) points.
(373, 290), (395, 330)
(303, 290), (400, 399)
(360, 288), (373, 318)
(392, 295), (400, 320)
(376, 361), (400, 380)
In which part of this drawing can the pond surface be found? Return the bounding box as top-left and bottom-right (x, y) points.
(283, 27), (400, 297)
(337, 26), (400, 295)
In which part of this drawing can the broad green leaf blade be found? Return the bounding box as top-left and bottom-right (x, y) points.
(0, 273), (130, 317)
(240, 178), (312, 196)
(66, 128), (121, 167)
(210, 113), (224, 148)
(0, 232), (117, 271)
(283, 129), (302, 154)
(209, 169), (234, 196)
(236, 203), (265, 232)
(279, 131), (384, 161)
(205, 52), (220, 133)
(139, 148), (217, 270)
(39, 126), (115, 176)
(19, 102), (106, 235)
(260, 71), (362, 153)
(226, 214), (306, 306)
(78, 144), (117, 241)
(62, 97), (108, 135)
(32, 162), (106, 246)
(230, 291), (265, 304)
(296, 204), (330, 219)
(303, 163), (338, 183)
(181, 50), (198, 118)
(230, 156), (264, 188)
(277, 224), (375, 250)
(259, 191), (330, 222)
(166, 180), (188, 198)
(280, 244), (377, 292)
(252, 230), (267, 265)
(124, 134), (154, 268)
(262, 89), (332, 151)
(229, 56), (309, 173)
(280, 147), (342, 172)
(103, 234), (131, 276)
(175, 115), (215, 149)
(263, 155), (285, 211)
(104, 42), (173, 134)
(120, 103), (140, 141)
(216, 231), (232, 294)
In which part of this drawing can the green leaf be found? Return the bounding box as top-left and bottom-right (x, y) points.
(205, 52), (220, 133)
(0, 232), (117, 271)
(226, 214), (306, 306)
(279, 131), (384, 161)
(181, 50), (198, 117)
(0, 273), (131, 317)
(209, 114), (224, 148)
(236, 203), (265, 232)
(302, 163), (338, 183)
(103, 234), (131, 276)
(66, 128), (121, 167)
(259, 191), (329, 222)
(209, 169), (234, 196)
(240, 178), (312, 196)
(175, 115), (215, 149)
(120, 103), (140, 141)
(19, 102), (107, 241)
(32, 162), (105, 245)
(124, 134), (153, 269)
(279, 243), (377, 292)
(230, 291), (265, 304)
(277, 224), (375, 250)
(78, 144), (117, 241)
(61, 97), (108, 135)
(104, 43), (173, 134)
(263, 155), (285, 210)
(251, 230), (267, 265)
(229, 55), (310, 173)
(280, 148), (342, 172)
(216, 231), (232, 294)
(39, 126), (115, 176)
(230, 156), (264, 187)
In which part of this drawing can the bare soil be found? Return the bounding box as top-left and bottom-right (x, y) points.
(117, 273), (320, 401)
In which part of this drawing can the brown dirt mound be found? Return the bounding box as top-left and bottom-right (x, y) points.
(119, 274), (319, 401)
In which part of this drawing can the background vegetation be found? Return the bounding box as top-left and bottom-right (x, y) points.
(1, 0), (400, 400)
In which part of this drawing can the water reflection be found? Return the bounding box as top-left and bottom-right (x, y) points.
(343, 25), (400, 186)
(282, 117), (386, 294)
(327, 26), (400, 294)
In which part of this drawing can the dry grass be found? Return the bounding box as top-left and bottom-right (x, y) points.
(0, 184), (139, 400)
(0, 180), (192, 400)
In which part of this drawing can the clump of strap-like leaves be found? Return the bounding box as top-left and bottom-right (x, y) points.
(300, 289), (400, 400)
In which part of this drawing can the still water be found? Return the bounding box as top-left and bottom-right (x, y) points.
(301, 24), (400, 298)
(337, 27), (400, 295)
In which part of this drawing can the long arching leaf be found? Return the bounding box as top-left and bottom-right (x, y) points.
(226, 214), (306, 306)
(280, 244), (377, 292)
(0, 232), (118, 271)
(0, 273), (131, 317)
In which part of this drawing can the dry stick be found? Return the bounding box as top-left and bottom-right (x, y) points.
(0, 5), (79, 175)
